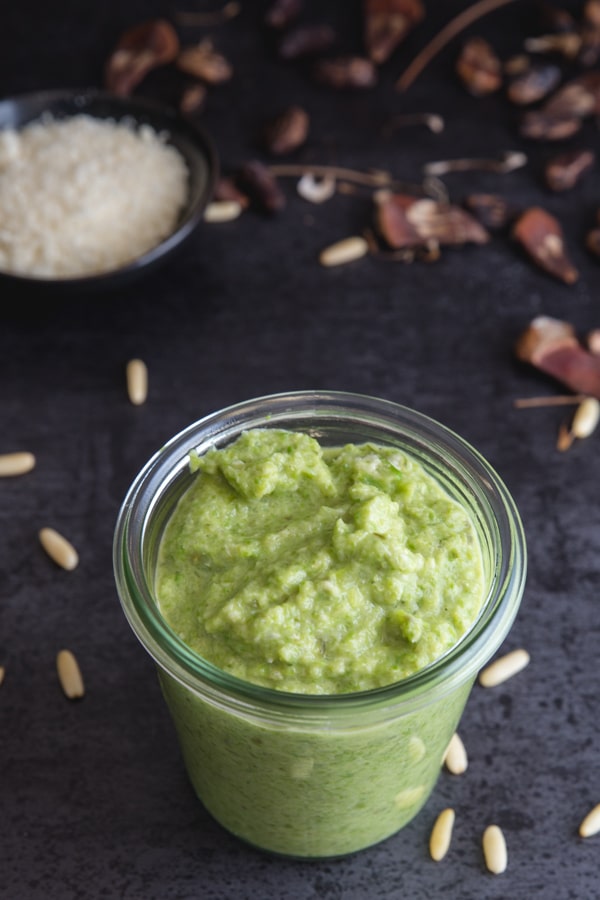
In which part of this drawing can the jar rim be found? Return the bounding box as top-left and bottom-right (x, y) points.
(113, 390), (527, 721)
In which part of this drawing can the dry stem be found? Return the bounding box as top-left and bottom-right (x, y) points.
(513, 394), (589, 408)
(396, 0), (522, 92)
(266, 163), (428, 195)
(424, 150), (527, 176)
(175, 1), (241, 26)
(384, 113), (445, 134)
(556, 421), (575, 451)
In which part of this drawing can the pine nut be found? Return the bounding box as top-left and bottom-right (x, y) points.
(319, 236), (369, 267)
(444, 732), (468, 774)
(571, 397), (600, 439)
(204, 200), (243, 222)
(479, 648), (530, 688)
(408, 735), (426, 762)
(579, 803), (600, 838)
(56, 649), (85, 700)
(0, 451), (36, 477)
(394, 785), (425, 809)
(482, 824), (507, 874)
(0, 666), (4, 687)
(126, 358), (148, 406)
(430, 808), (455, 861)
(39, 527), (79, 571)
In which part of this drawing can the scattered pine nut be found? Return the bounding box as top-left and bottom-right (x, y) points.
(429, 808), (455, 861)
(203, 200), (243, 222)
(571, 397), (600, 439)
(0, 666), (4, 687)
(126, 358), (148, 406)
(408, 735), (426, 762)
(319, 236), (369, 267)
(482, 824), (507, 874)
(0, 451), (36, 477)
(478, 648), (530, 688)
(39, 527), (79, 571)
(579, 803), (600, 838)
(394, 785), (426, 809)
(56, 649), (85, 700)
(444, 732), (468, 774)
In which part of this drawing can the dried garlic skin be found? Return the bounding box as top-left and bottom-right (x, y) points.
(364, 0), (425, 64)
(263, 106), (309, 156)
(236, 160), (286, 214)
(105, 19), (180, 96)
(515, 316), (600, 399)
(545, 149), (595, 192)
(512, 207), (579, 284)
(176, 39), (233, 84)
(456, 36), (503, 96)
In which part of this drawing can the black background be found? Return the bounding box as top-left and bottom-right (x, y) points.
(2, 2), (600, 898)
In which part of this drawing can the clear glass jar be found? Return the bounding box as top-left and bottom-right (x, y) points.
(113, 391), (526, 858)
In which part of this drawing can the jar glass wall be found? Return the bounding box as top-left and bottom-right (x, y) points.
(113, 391), (526, 858)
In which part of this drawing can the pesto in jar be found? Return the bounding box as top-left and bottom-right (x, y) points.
(156, 428), (485, 694)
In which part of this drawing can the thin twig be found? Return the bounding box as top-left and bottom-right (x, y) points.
(266, 163), (427, 195)
(383, 113), (445, 135)
(175, 1), (241, 26)
(423, 150), (527, 176)
(396, 0), (522, 92)
(513, 394), (588, 409)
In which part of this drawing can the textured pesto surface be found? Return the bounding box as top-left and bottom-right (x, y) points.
(156, 429), (485, 693)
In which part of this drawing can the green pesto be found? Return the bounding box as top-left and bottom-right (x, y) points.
(156, 429), (485, 694)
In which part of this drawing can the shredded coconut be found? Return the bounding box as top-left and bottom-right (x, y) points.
(0, 114), (189, 278)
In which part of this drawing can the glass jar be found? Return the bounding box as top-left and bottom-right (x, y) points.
(113, 391), (526, 858)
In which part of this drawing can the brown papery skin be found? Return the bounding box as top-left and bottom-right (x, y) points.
(364, 0), (425, 64)
(512, 207), (579, 284)
(545, 149), (596, 191)
(456, 36), (503, 96)
(515, 316), (600, 399)
(105, 19), (179, 96)
(376, 193), (489, 249)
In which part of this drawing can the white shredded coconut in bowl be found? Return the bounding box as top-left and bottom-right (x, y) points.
(0, 113), (189, 279)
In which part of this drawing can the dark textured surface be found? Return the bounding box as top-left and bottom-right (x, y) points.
(2, 2), (600, 898)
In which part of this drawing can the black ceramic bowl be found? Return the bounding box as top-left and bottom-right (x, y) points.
(0, 89), (218, 292)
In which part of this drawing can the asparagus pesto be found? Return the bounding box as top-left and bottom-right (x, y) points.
(156, 428), (485, 693)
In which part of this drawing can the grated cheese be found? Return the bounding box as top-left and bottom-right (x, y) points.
(0, 114), (189, 278)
